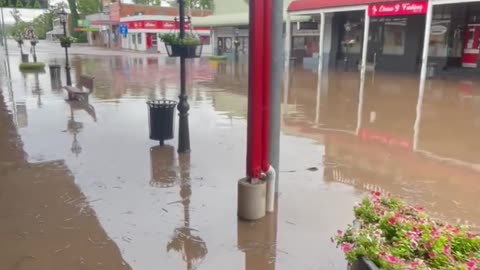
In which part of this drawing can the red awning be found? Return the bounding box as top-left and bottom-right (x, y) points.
(288, 0), (402, 12)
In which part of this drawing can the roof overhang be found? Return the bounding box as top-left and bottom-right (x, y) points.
(192, 12), (311, 27)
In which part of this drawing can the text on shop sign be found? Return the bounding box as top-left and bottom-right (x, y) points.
(368, 1), (427, 17)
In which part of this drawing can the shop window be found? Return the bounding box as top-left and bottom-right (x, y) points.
(132, 34), (136, 44)
(383, 20), (406, 55)
(293, 37), (305, 50)
(137, 33), (142, 44)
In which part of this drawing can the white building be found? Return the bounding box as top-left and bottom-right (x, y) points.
(119, 15), (212, 55)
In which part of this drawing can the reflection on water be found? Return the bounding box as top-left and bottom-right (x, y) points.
(166, 154), (208, 270)
(150, 145), (177, 188)
(283, 68), (480, 228)
(237, 202), (278, 270)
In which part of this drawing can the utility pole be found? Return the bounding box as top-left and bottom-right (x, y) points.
(269, 0), (283, 193)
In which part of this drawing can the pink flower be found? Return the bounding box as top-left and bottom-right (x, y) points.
(428, 251), (436, 258)
(336, 230), (343, 236)
(388, 217), (396, 225)
(410, 240), (418, 249)
(372, 191), (381, 197)
(386, 255), (401, 264)
(341, 242), (353, 253)
(443, 244), (451, 255)
(424, 241), (433, 249)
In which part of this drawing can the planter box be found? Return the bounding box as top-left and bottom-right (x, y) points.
(349, 258), (380, 270)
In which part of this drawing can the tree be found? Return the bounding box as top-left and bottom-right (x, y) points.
(33, 0), (40, 8)
(66, 0), (80, 39)
(16, 0), (23, 8)
(77, 0), (101, 15)
(167, 0), (214, 10)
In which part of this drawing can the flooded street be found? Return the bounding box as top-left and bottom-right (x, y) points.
(1, 40), (480, 270)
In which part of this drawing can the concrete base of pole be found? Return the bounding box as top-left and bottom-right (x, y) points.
(238, 178), (266, 221)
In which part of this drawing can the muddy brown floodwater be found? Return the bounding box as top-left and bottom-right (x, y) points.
(1, 41), (480, 270)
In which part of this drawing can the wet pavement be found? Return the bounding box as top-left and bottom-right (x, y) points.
(1, 40), (480, 270)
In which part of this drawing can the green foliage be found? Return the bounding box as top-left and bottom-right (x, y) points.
(16, 0), (23, 8)
(59, 35), (77, 43)
(33, 0), (40, 8)
(77, 0), (101, 15)
(67, 0), (79, 34)
(159, 33), (200, 46)
(334, 193), (480, 269)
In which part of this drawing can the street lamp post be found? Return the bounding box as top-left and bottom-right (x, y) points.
(177, 0), (190, 153)
(58, 8), (72, 86)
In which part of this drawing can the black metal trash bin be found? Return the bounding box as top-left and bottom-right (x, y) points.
(147, 100), (177, 145)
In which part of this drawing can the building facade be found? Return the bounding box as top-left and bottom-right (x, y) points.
(287, 0), (480, 74)
(86, 2), (211, 50)
(118, 15), (211, 54)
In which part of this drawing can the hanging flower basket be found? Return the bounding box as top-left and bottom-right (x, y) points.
(159, 33), (202, 58)
(61, 41), (71, 48)
(59, 36), (76, 48)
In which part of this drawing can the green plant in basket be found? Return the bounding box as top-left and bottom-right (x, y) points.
(59, 35), (77, 44)
(159, 33), (200, 46)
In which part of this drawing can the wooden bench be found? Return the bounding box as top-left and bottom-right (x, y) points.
(63, 75), (95, 102)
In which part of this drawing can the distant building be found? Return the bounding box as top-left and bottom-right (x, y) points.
(192, 0), (310, 57)
(85, 2), (211, 51)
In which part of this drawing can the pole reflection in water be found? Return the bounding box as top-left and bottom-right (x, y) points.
(355, 70), (366, 135)
(149, 144), (177, 188)
(237, 200), (278, 270)
(67, 101), (97, 156)
(68, 107), (83, 156)
(167, 153), (208, 270)
(32, 72), (43, 108)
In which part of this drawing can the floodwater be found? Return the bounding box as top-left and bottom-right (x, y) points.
(0, 40), (479, 270)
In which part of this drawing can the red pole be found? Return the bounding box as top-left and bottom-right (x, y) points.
(262, 0), (272, 172)
(246, 0), (265, 179)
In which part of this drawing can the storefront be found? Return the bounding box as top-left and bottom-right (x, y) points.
(119, 15), (211, 54)
(289, 0), (480, 77)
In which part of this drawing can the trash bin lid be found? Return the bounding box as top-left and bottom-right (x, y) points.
(147, 99), (177, 109)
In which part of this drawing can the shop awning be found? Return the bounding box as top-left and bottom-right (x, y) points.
(192, 12), (310, 27)
(288, 0), (400, 12)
